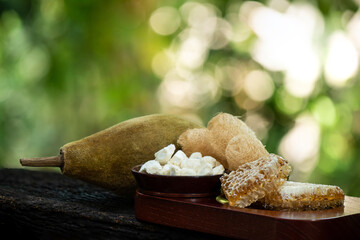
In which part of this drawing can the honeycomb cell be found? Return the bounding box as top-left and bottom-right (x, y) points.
(258, 181), (345, 210)
(220, 154), (291, 208)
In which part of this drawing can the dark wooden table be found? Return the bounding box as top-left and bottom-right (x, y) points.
(0, 168), (230, 240)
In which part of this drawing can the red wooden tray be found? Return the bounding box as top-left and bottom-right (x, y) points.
(135, 191), (360, 239)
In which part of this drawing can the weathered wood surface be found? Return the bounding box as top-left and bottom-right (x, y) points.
(0, 168), (229, 240)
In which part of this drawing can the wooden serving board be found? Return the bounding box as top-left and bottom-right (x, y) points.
(135, 191), (360, 240)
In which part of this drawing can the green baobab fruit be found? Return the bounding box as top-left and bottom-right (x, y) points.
(20, 114), (202, 196)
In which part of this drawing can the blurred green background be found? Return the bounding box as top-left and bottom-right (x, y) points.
(1, 0), (360, 196)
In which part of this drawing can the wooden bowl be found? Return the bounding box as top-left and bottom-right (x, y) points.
(131, 164), (223, 198)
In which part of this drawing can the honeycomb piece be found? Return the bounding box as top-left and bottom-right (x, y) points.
(258, 181), (345, 210)
(220, 154), (291, 208)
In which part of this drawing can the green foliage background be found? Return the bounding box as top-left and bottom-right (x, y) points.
(1, 0), (360, 196)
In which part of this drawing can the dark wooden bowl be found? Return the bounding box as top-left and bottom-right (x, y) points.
(131, 164), (223, 198)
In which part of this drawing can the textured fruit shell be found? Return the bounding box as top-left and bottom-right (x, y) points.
(258, 181), (345, 210)
(178, 112), (269, 170)
(61, 114), (202, 197)
(177, 128), (227, 168)
(220, 154), (291, 208)
(225, 134), (269, 171)
(207, 113), (257, 167)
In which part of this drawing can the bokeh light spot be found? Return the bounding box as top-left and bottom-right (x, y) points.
(17, 46), (50, 82)
(279, 115), (320, 181)
(324, 31), (359, 88)
(151, 50), (174, 78)
(323, 133), (349, 160)
(244, 70), (274, 102)
(275, 87), (306, 115)
(311, 96), (337, 127)
(150, 7), (181, 36)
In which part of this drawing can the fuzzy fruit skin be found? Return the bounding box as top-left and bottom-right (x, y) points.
(60, 114), (202, 197)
